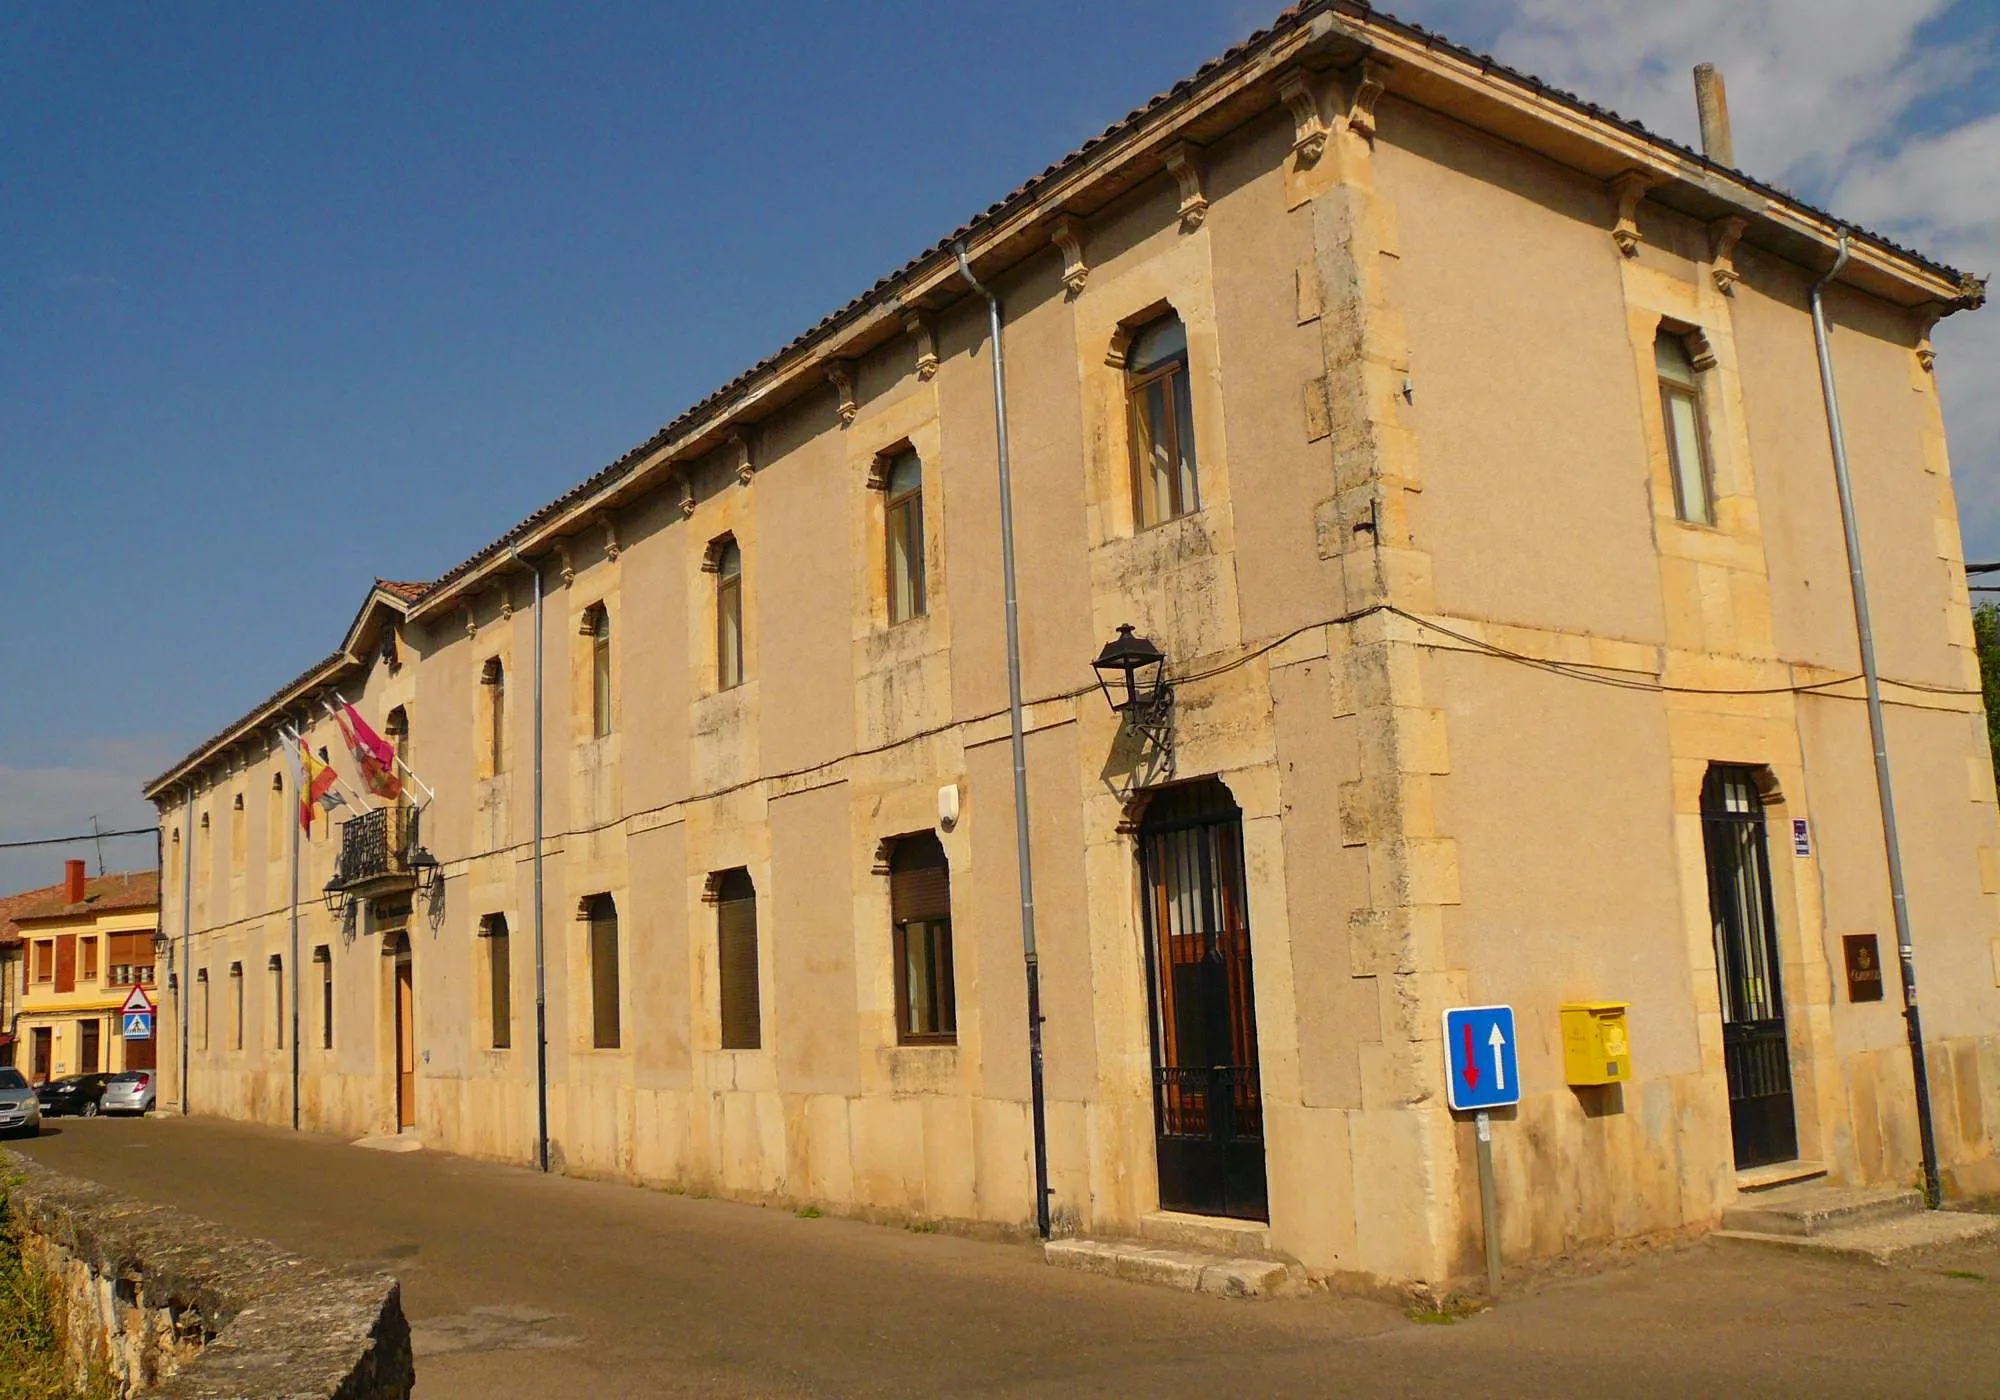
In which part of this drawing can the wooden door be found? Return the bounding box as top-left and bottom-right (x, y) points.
(394, 957), (416, 1129)
(79, 1018), (100, 1074)
(31, 1027), (52, 1082)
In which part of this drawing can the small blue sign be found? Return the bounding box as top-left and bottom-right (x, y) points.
(122, 1011), (153, 1041)
(1443, 1004), (1518, 1112)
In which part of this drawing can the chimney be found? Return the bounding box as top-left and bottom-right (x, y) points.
(1693, 63), (1734, 167)
(63, 859), (86, 906)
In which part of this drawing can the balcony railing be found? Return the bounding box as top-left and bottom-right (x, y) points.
(328, 805), (420, 895)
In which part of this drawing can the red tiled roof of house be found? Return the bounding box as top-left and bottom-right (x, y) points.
(6, 870), (160, 927)
(0, 882), (61, 949)
(374, 579), (430, 604)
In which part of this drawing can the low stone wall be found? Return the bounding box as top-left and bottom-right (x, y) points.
(1, 1150), (413, 1399)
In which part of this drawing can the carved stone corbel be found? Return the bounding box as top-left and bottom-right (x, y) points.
(826, 365), (857, 427)
(495, 583), (514, 624)
(730, 430), (755, 485)
(459, 600), (477, 640)
(555, 541), (576, 586)
(904, 309), (939, 381)
(1609, 170), (1661, 257)
(1687, 328), (1719, 372)
(1709, 216), (1748, 295)
(602, 515), (621, 562)
(1051, 217), (1088, 297)
(678, 472), (696, 517)
(1916, 306), (1944, 372)
(1345, 58), (1390, 140)
(1163, 143), (1208, 233)
(1280, 70), (1327, 167)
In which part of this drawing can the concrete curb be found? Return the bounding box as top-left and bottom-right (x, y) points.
(1044, 1238), (1300, 1298)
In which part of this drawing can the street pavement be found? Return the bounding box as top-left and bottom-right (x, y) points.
(11, 1115), (2000, 1398)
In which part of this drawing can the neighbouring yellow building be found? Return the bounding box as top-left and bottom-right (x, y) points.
(144, 3), (1995, 1290)
(9, 863), (161, 1084)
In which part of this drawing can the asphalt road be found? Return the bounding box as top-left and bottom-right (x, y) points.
(11, 1115), (2000, 1398)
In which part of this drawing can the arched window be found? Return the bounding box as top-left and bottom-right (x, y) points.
(197, 969), (210, 1051)
(715, 539), (744, 690)
(583, 605), (613, 737)
(585, 893), (620, 1049)
(715, 869), (760, 1050)
(229, 961), (244, 1051)
(1656, 328), (1715, 525)
(889, 833), (956, 1044)
(1126, 311), (1199, 527)
(882, 451), (926, 624)
(481, 657), (506, 774)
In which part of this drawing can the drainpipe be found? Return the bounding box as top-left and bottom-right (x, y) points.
(1811, 230), (1942, 1207)
(515, 544), (551, 1174)
(180, 783), (195, 1115)
(290, 759), (302, 1131)
(954, 241), (1052, 1240)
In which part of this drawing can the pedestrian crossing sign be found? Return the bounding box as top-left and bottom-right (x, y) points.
(123, 1011), (153, 1040)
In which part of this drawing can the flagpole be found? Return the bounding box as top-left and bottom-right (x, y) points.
(284, 722), (367, 813)
(289, 766), (301, 1133)
(325, 694), (438, 805)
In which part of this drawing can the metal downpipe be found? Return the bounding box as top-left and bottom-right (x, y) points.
(955, 241), (1052, 1239)
(180, 784), (194, 1116)
(290, 783), (301, 1131)
(515, 545), (552, 1174)
(1811, 229), (1942, 1206)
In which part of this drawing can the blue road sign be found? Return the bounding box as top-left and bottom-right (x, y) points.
(122, 1011), (153, 1041)
(1443, 1004), (1518, 1112)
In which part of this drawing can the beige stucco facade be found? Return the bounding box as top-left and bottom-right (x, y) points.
(145, 5), (1995, 1288)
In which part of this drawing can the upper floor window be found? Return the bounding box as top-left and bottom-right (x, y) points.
(715, 539), (744, 690)
(80, 936), (98, 983)
(1656, 329), (1715, 526)
(889, 832), (957, 1045)
(883, 451), (927, 625)
(583, 605), (612, 737)
(1126, 311), (1199, 528)
(481, 657), (506, 774)
(32, 940), (53, 983)
(714, 869), (760, 1050)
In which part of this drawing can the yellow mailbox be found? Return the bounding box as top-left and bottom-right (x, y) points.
(1560, 1001), (1631, 1085)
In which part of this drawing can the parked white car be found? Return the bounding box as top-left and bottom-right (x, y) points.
(0, 1067), (41, 1137)
(99, 1070), (156, 1116)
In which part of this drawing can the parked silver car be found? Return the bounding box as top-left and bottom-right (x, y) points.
(0, 1067), (41, 1138)
(99, 1070), (156, 1116)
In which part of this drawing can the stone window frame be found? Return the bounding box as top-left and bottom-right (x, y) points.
(479, 913), (512, 1051)
(579, 602), (613, 739)
(881, 831), (958, 1046)
(1653, 319), (1722, 529)
(868, 442), (929, 627)
(703, 535), (745, 692)
(579, 892), (621, 1051)
(1112, 303), (1203, 530)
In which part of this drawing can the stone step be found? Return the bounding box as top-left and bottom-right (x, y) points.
(1735, 1159), (1828, 1193)
(1044, 1238), (1300, 1299)
(1138, 1210), (1275, 1258)
(1721, 1182), (1923, 1238)
(1715, 1209), (2000, 1264)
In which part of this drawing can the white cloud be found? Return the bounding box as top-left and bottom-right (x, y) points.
(1395, 0), (2000, 557)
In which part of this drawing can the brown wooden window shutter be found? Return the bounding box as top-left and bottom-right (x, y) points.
(889, 834), (950, 924)
(715, 868), (760, 1051)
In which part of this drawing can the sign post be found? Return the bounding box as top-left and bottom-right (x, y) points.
(1443, 1004), (1519, 1296)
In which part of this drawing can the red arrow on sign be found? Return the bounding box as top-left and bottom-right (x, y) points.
(1461, 1021), (1480, 1090)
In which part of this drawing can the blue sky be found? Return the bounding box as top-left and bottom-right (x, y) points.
(3, 1), (1996, 891)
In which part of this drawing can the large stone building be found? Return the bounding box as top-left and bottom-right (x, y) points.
(144, 3), (1994, 1286)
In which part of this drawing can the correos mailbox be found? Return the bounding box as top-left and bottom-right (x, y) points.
(1560, 1001), (1631, 1085)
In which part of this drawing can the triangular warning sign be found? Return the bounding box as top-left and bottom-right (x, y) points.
(121, 984), (154, 1016)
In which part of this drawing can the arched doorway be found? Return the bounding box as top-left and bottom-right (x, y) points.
(384, 930), (416, 1131)
(1137, 778), (1267, 1221)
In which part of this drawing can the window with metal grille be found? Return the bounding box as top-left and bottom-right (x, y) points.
(586, 893), (620, 1049)
(314, 945), (332, 1050)
(269, 954), (284, 1049)
(482, 914), (512, 1050)
(715, 869), (760, 1050)
(1656, 329), (1715, 526)
(889, 833), (955, 1044)
(882, 451), (926, 624)
(1126, 311), (1199, 528)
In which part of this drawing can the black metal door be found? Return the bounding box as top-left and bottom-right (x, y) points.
(1701, 767), (1799, 1169)
(1138, 780), (1267, 1221)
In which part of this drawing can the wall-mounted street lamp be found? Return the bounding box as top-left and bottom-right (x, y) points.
(1092, 624), (1174, 771)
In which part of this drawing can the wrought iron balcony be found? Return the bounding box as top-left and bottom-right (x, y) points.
(328, 805), (421, 898)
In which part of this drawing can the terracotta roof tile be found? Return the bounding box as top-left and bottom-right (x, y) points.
(0, 883), (60, 949)
(6, 870), (160, 927)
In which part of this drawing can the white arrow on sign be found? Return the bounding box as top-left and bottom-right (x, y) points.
(1488, 1022), (1508, 1093)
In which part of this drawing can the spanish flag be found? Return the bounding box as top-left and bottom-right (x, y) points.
(297, 739), (342, 830)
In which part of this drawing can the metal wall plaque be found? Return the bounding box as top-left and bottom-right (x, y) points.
(1843, 934), (1886, 1003)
